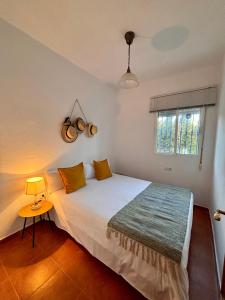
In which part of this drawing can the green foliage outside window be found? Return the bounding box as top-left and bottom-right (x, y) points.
(156, 108), (201, 155)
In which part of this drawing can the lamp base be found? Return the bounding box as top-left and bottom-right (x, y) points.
(31, 202), (41, 210)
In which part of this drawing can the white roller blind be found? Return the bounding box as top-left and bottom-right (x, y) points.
(150, 86), (217, 113)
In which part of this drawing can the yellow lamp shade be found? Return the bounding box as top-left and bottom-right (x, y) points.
(25, 177), (45, 196)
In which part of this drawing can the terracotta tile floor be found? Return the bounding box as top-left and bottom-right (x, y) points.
(0, 206), (219, 300)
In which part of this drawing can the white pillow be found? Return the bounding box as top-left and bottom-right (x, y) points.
(84, 163), (95, 180)
(45, 170), (64, 194)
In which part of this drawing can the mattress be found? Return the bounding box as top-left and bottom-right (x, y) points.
(49, 174), (193, 300)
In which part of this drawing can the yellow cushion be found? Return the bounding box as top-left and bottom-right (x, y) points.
(93, 159), (112, 180)
(58, 162), (86, 194)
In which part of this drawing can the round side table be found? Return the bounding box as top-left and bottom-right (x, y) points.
(18, 200), (54, 248)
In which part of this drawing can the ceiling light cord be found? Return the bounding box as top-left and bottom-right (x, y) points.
(119, 31), (139, 89)
(127, 44), (131, 73)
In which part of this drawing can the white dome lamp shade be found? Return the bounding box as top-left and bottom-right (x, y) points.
(119, 31), (139, 89)
(119, 67), (139, 89)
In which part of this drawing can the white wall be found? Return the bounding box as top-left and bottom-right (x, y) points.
(0, 17), (223, 251)
(114, 64), (221, 207)
(0, 20), (117, 240)
(210, 56), (225, 282)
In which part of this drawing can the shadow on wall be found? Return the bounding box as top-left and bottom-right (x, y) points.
(0, 150), (96, 240)
(0, 131), (116, 241)
(0, 18), (117, 240)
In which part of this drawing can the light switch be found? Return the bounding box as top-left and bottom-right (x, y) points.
(164, 167), (172, 171)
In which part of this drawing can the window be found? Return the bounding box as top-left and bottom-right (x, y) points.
(156, 108), (201, 155)
(156, 111), (176, 154)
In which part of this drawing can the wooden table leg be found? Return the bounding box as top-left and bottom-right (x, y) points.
(22, 217), (27, 239)
(32, 217), (35, 248)
(47, 211), (54, 231)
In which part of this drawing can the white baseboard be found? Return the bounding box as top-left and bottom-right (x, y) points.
(0, 217), (47, 242)
(209, 208), (221, 289)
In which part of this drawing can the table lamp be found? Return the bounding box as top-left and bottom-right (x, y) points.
(25, 177), (46, 210)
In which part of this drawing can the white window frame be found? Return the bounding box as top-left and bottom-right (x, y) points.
(154, 107), (204, 157)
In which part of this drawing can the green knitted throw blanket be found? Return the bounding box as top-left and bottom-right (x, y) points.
(107, 183), (191, 263)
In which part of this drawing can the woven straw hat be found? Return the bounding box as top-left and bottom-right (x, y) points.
(87, 123), (98, 137)
(61, 118), (78, 143)
(75, 117), (86, 133)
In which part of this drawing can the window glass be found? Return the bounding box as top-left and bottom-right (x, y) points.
(156, 108), (201, 155)
(156, 111), (176, 154)
(176, 108), (200, 155)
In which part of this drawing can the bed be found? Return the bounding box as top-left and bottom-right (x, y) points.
(49, 174), (193, 300)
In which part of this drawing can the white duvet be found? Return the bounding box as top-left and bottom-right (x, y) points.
(50, 174), (193, 300)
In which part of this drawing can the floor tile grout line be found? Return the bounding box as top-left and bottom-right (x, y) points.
(0, 207), (219, 300)
(26, 268), (60, 299)
(49, 247), (118, 298)
(1, 261), (21, 300)
(27, 258), (83, 299)
(0, 261), (9, 284)
(24, 237), (68, 297)
(22, 223), (150, 298)
(1, 224), (60, 300)
(24, 223), (84, 298)
(49, 250), (85, 292)
(22, 256), (62, 299)
(75, 289), (87, 300)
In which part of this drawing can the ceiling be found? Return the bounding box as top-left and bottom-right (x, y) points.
(0, 0), (225, 86)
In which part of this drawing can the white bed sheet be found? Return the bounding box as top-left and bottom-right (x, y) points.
(50, 174), (193, 300)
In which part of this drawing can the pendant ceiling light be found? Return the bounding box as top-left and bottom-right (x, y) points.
(119, 31), (139, 89)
